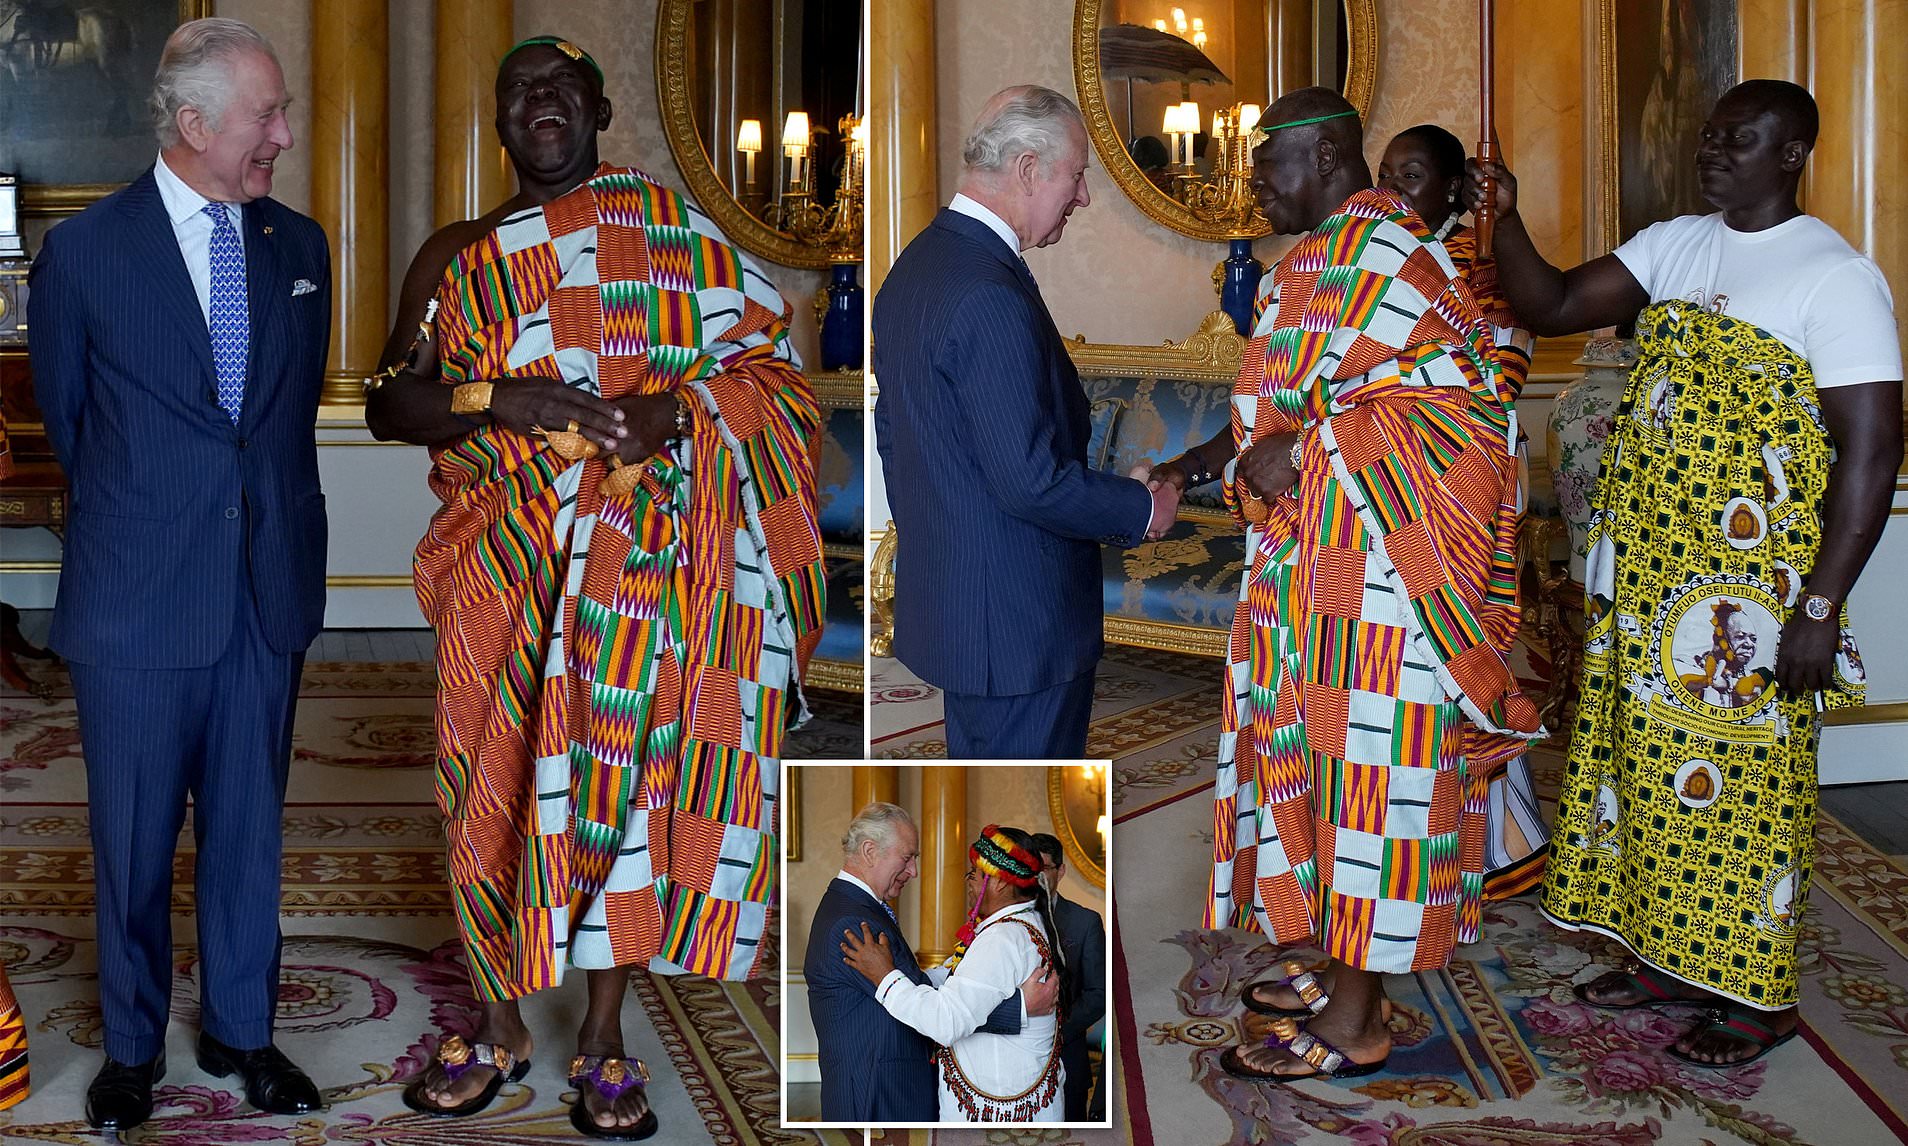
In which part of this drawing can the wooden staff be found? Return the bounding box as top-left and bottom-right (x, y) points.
(1476, 0), (1497, 256)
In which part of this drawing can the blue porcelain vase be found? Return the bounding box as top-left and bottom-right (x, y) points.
(820, 262), (863, 371)
(1218, 238), (1263, 335)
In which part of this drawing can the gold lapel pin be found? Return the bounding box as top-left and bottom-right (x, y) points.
(263, 225), (274, 234)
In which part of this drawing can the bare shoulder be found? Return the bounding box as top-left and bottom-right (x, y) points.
(403, 214), (500, 290)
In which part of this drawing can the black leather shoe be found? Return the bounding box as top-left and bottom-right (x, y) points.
(86, 1052), (166, 1131)
(196, 1032), (324, 1115)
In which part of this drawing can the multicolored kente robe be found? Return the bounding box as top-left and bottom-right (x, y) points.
(415, 165), (826, 1000)
(0, 965), (26, 1110)
(0, 418), (19, 1107)
(1446, 224), (1549, 899)
(1207, 189), (1544, 974)
(1539, 299), (1865, 1011)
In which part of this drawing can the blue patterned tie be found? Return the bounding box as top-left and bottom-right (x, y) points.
(203, 202), (249, 425)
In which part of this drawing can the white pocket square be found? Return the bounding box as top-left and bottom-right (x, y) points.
(292, 279), (317, 296)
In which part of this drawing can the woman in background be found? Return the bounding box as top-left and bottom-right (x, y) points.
(1380, 123), (1550, 899)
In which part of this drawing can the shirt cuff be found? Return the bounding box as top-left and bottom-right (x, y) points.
(876, 969), (907, 1003)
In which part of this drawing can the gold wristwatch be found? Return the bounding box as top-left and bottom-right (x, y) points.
(1799, 592), (1836, 622)
(450, 381), (495, 415)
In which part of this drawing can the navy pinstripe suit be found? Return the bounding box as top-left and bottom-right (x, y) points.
(28, 168), (330, 1065)
(874, 209), (1150, 757)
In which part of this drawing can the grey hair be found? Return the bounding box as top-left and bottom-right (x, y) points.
(961, 85), (1085, 174)
(841, 802), (914, 856)
(150, 18), (280, 148)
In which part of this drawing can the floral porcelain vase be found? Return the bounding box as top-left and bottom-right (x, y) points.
(1545, 337), (1637, 583)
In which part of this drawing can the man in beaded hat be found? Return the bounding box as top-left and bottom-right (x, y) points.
(366, 35), (825, 1137)
(842, 825), (1070, 1122)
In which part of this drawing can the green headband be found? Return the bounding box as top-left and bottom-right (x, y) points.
(502, 36), (604, 88)
(1256, 109), (1359, 137)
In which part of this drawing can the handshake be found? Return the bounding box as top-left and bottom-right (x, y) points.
(1126, 429), (1306, 542)
(1131, 462), (1183, 541)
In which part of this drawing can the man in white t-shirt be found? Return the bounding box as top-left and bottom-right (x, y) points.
(1470, 80), (1902, 1069)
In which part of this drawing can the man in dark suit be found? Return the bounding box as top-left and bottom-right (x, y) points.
(27, 18), (330, 1132)
(1031, 833), (1106, 1120)
(873, 85), (1180, 759)
(803, 803), (1056, 1122)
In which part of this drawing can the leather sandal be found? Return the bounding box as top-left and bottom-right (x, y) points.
(1241, 959), (1331, 1018)
(1571, 964), (1701, 1011)
(1219, 1017), (1388, 1082)
(1241, 960), (1396, 1023)
(569, 1054), (659, 1140)
(1666, 1008), (1799, 1069)
(400, 1035), (531, 1117)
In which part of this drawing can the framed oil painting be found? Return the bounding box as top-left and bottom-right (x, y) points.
(0, 0), (212, 215)
(1598, 0), (1738, 249)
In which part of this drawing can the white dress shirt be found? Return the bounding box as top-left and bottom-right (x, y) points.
(153, 152), (244, 330)
(875, 901), (1064, 1122)
(835, 869), (885, 909)
(949, 194), (1022, 256)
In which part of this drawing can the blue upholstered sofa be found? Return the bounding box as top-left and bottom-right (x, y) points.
(872, 313), (1572, 691)
(1072, 312), (1248, 658)
(811, 370), (865, 690)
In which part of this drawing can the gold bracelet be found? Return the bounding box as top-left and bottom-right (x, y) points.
(450, 381), (494, 414)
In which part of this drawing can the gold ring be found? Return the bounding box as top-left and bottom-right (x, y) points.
(565, 419), (580, 435)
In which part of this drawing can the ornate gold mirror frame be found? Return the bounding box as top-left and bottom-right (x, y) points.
(656, 0), (834, 270)
(1072, 0), (1377, 243)
(1046, 764), (1109, 889)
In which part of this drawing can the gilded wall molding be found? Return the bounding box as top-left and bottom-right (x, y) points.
(1592, 0), (1620, 253)
(1064, 309), (1244, 381)
(655, 0), (832, 270)
(1046, 767), (1107, 889)
(1072, 0), (1377, 244)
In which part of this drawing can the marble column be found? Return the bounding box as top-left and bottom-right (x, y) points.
(869, 0), (934, 298)
(1737, 0), (1809, 86)
(915, 765), (967, 966)
(852, 765), (899, 814)
(435, 0), (515, 229)
(310, 0), (389, 406)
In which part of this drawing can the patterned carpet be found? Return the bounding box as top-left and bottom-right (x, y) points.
(0, 662), (858, 1144)
(871, 645), (1908, 1145)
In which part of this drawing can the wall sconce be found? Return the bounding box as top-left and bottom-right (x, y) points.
(1162, 100), (1201, 168)
(782, 110), (811, 195)
(737, 118), (763, 190)
(1172, 7), (1188, 34)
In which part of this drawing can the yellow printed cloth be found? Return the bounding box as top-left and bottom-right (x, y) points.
(1540, 299), (1865, 1011)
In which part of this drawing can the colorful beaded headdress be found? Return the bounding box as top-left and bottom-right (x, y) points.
(943, 825), (1045, 969)
(969, 824), (1043, 889)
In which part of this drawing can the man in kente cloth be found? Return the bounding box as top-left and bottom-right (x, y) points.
(365, 36), (825, 1137)
(1471, 79), (1901, 1068)
(1197, 88), (1543, 1083)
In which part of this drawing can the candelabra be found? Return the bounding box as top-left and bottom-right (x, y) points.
(759, 113), (865, 369)
(762, 112), (863, 265)
(1162, 102), (1269, 335)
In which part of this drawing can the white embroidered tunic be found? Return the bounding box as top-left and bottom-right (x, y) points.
(874, 901), (1065, 1122)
